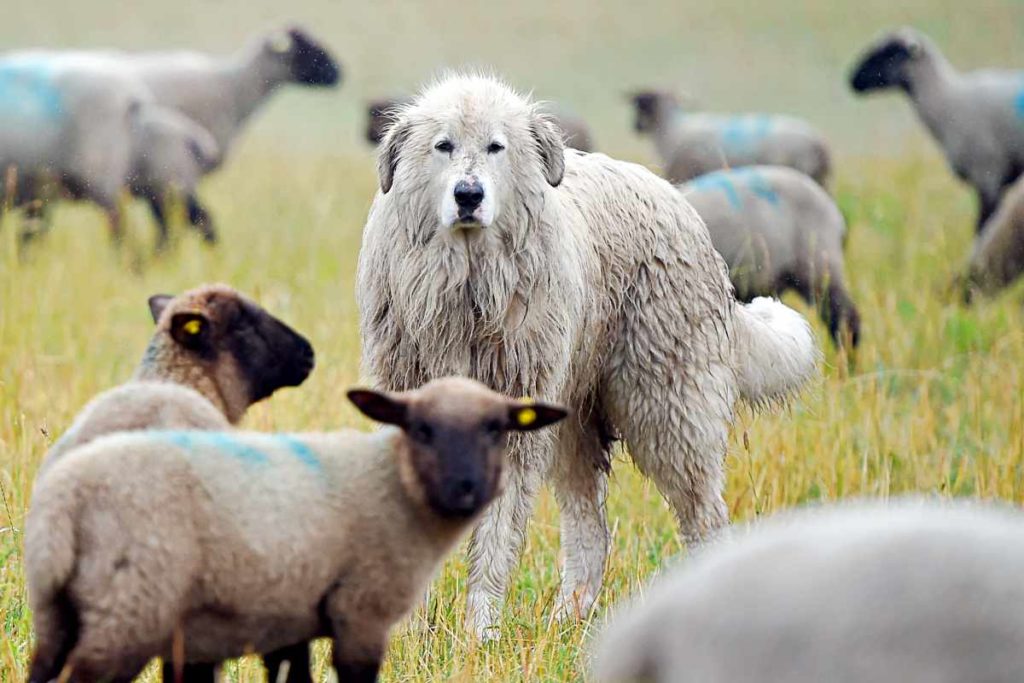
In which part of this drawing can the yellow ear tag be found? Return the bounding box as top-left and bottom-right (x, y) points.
(268, 32), (292, 54)
(517, 407), (537, 427)
(183, 319), (202, 335)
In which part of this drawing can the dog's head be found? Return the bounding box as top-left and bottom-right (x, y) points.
(376, 74), (565, 235)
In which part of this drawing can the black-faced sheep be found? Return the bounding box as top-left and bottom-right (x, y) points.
(681, 165), (860, 347)
(25, 378), (566, 683)
(629, 89), (831, 185)
(850, 27), (1024, 232)
(592, 501), (1024, 683)
(41, 283), (315, 472)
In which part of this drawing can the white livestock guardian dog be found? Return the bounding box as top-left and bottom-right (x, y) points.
(357, 74), (818, 639)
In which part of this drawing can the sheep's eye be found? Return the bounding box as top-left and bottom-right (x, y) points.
(434, 140), (454, 153)
(484, 420), (503, 439)
(487, 141), (505, 154)
(411, 423), (434, 444)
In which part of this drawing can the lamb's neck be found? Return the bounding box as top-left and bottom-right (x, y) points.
(654, 107), (688, 162)
(217, 47), (286, 131)
(133, 345), (237, 423)
(907, 52), (963, 146)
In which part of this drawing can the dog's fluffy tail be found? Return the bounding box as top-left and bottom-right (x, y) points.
(734, 297), (818, 407)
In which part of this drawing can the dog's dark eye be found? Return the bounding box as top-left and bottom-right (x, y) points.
(435, 140), (454, 153)
(412, 423), (434, 444)
(487, 141), (505, 154)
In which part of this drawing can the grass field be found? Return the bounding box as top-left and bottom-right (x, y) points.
(2, 1), (1024, 681)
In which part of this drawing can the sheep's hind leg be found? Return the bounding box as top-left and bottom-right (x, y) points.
(186, 195), (217, 244)
(550, 424), (609, 623)
(465, 459), (544, 641)
(28, 588), (79, 683)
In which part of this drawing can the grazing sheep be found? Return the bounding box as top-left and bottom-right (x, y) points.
(366, 97), (595, 151)
(0, 53), (218, 245)
(40, 284), (315, 472)
(628, 89), (831, 185)
(681, 165), (860, 346)
(26, 377), (567, 683)
(850, 27), (1024, 232)
(965, 174), (1024, 297)
(358, 73), (818, 638)
(592, 501), (1024, 683)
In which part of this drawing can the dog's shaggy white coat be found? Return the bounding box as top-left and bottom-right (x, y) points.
(357, 73), (818, 637)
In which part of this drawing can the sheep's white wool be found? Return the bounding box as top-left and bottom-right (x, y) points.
(592, 500), (1024, 683)
(358, 73), (818, 638)
(851, 27), (1024, 230)
(682, 165), (859, 346)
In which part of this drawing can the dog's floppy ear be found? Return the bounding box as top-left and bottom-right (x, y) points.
(531, 114), (565, 187)
(378, 118), (412, 194)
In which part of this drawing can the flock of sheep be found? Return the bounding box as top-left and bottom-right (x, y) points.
(13, 21), (1024, 683)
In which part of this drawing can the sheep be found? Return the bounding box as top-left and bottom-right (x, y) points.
(0, 52), (220, 247)
(25, 377), (567, 683)
(628, 89), (831, 185)
(366, 96), (596, 151)
(680, 165), (860, 346)
(850, 27), (1024, 233)
(40, 283), (315, 472)
(964, 173), (1024, 297)
(358, 73), (819, 639)
(591, 500), (1024, 683)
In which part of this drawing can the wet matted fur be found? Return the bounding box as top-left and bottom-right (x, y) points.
(357, 73), (818, 638)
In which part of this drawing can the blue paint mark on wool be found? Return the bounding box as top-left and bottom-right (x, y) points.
(274, 434), (323, 472)
(719, 115), (774, 153)
(0, 60), (63, 121)
(690, 172), (742, 209)
(688, 168), (780, 210)
(149, 430), (323, 472)
(1015, 89), (1024, 119)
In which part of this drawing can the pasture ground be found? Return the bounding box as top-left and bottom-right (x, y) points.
(2, 0), (1024, 680)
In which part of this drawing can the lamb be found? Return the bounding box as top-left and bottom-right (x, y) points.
(25, 377), (567, 683)
(680, 165), (860, 346)
(0, 52), (220, 247)
(628, 89), (831, 185)
(591, 501), (1024, 683)
(40, 283), (315, 472)
(850, 27), (1024, 232)
(964, 174), (1024, 297)
(366, 96), (596, 151)
(358, 73), (818, 639)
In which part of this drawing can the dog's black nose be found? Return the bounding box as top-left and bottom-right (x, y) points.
(454, 180), (484, 211)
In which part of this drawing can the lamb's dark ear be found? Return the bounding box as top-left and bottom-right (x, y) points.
(347, 388), (409, 426)
(148, 294), (173, 323)
(378, 120), (412, 194)
(507, 401), (568, 432)
(531, 116), (565, 187)
(169, 311), (213, 352)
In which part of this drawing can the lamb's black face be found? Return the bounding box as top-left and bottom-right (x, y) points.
(286, 28), (341, 87)
(631, 92), (660, 133)
(850, 38), (918, 93)
(225, 298), (316, 402)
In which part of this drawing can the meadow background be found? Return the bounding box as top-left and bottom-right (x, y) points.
(3, 0), (1024, 680)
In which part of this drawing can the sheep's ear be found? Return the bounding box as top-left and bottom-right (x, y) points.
(148, 294), (173, 323)
(169, 312), (212, 351)
(507, 400), (568, 432)
(531, 116), (565, 187)
(378, 120), (411, 194)
(347, 388), (408, 426)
